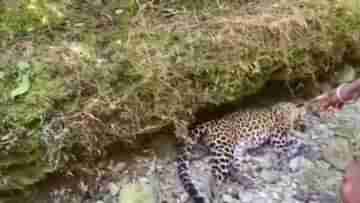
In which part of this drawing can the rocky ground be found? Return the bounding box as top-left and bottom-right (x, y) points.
(26, 101), (360, 203)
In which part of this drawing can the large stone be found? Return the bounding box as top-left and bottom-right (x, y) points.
(322, 137), (354, 170)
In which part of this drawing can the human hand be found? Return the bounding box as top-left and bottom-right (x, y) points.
(342, 160), (360, 203)
(314, 90), (345, 112)
(314, 83), (359, 112)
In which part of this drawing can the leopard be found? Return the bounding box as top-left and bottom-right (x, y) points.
(176, 101), (321, 203)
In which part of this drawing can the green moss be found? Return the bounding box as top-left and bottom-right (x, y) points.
(0, 0), (65, 38)
(1, 62), (67, 127)
(0, 160), (53, 191)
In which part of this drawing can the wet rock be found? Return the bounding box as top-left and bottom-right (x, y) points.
(260, 170), (280, 184)
(300, 160), (342, 194)
(351, 132), (360, 158)
(239, 191), (255, 203)
(289, 156), (315, 173)
(316, 192), (338, 203)
(257, 153), (274, 169)
(329, 103), (360, 138)
(322, 137), (353, 170)
(222, 194), (237, 203)
(251, 196), (272, 203)
(303, 146), (322, 161)
(289, 156), (306, 172)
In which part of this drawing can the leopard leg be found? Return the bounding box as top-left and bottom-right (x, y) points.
(233, 131), (270, 162)
(176, 143), (208, 203)
(207, 137), (235, 201)
(269, 132), (305, 159)
(231, 132), (269, 185)
(269, 132), (306, 171)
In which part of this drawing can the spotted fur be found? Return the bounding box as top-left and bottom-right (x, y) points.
(176, 102), (315, 203)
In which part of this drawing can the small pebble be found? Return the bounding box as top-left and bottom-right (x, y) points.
(222, 194), (236, 203)
(289, 156), (305, 172)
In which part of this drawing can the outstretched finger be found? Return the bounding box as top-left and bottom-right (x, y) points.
(314, 94), (330, 102)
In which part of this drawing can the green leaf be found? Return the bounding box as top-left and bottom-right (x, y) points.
(17, 61), (31, 72)
(11, 73), (31, 99)
(10, 62), (32, 99)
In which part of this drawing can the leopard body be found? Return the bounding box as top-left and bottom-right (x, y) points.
(176, 102), (315, 203)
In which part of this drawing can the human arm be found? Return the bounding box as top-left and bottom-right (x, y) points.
(338, 79), (360, 102)
(315, 79), (360, 111)
(342, 160), (360, 203)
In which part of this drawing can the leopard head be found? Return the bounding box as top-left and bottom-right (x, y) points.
(292, 101), (325, 131)
(273, 101), (321, 132)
